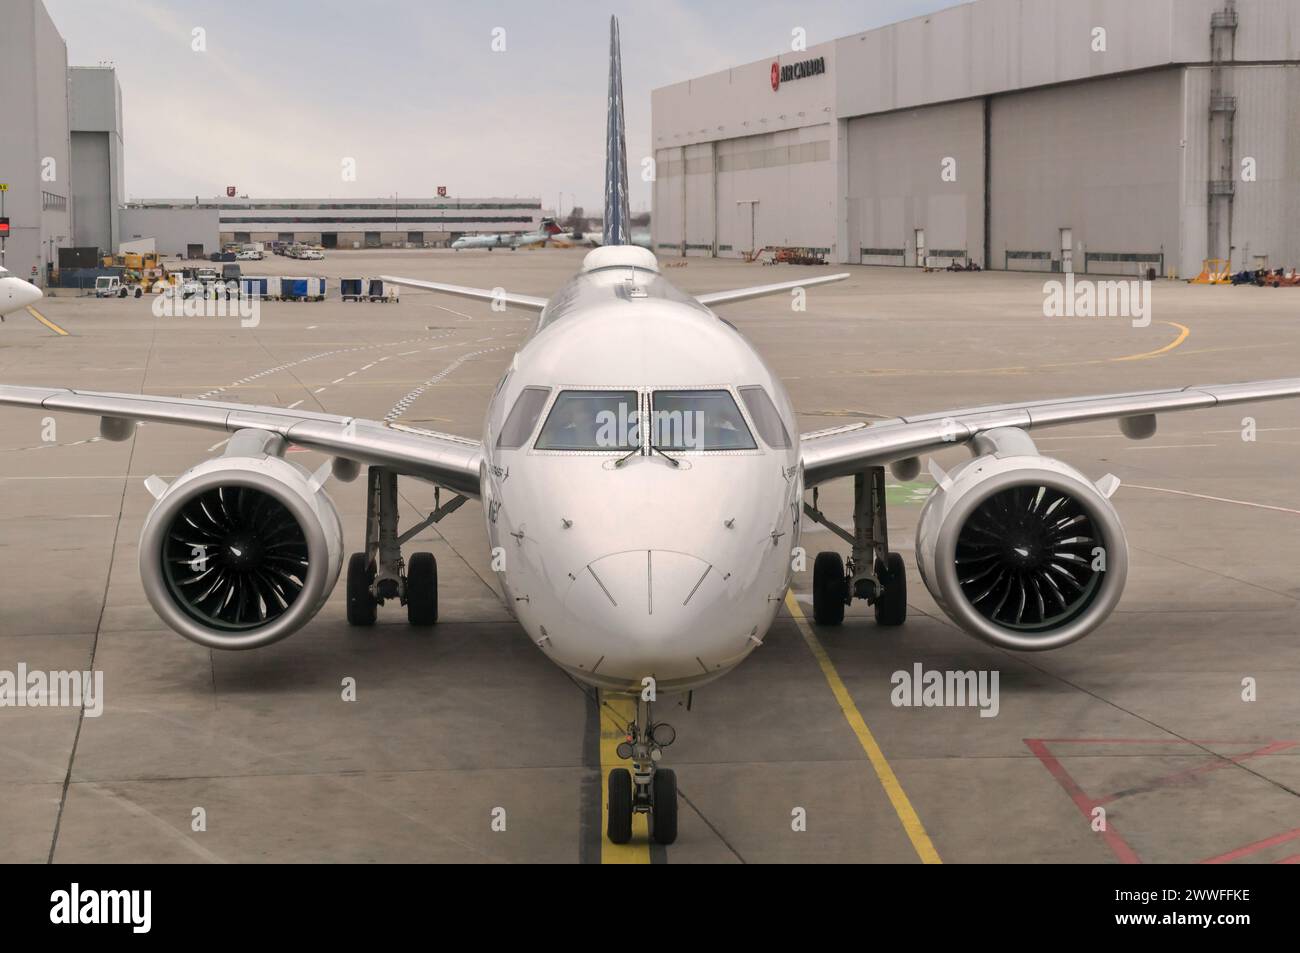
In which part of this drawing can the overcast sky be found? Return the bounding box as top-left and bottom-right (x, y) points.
(45, 0), (961, 213)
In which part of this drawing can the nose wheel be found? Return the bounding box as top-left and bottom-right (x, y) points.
(606, 695), (678, 845)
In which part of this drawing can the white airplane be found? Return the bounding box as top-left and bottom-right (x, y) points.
(2, 17), (1300, 847)
(451, 233), (512, 251)
(0, 267), (44, 320)
(509, 218), (566, 249)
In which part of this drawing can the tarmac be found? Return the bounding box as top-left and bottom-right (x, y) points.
(1, 248), (1297, 863)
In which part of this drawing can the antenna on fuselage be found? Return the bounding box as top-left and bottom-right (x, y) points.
(602, 15), (632, 248)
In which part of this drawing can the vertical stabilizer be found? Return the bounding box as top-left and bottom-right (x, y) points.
(602, 16), (632, 247)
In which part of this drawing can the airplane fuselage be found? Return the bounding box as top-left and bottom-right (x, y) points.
(480, 252), (802, 693)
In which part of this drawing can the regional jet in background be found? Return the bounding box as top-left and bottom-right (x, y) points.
(0, 267), (43, 319)
(3, 17), (1300, 846)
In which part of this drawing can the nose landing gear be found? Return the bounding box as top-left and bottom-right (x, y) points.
(606, 694), (678, 846)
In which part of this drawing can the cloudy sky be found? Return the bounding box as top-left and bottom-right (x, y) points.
(45, 0), (960, 213)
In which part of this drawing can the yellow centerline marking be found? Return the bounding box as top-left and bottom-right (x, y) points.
(598, 691), (650, 863)
(1113, 321), (1189, 361)
(785, 592), (942, 864)
(27, 305), (69, 336)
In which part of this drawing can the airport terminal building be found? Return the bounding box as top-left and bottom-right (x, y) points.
(127, 198), (545, 251)
(651, 0), (1300, 277)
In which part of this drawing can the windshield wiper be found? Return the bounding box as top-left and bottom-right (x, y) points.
(650, 444), (682, 467)
(613, 446), (641, 468)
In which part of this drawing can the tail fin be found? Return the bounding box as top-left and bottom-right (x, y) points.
(602, 15), (632, 247)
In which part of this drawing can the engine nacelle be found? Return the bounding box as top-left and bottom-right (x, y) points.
(915, 431), (1127, 651)
(139, 440), (343, 650)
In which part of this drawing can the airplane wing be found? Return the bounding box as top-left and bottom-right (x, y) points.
(696, 272), (850, 307)
(800, 378), (1300, 487)
(378, 275), (548, 312)
(0, 384), (483, 497)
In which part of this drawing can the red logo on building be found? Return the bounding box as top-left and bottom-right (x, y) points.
(771, 61), (780, 91)
(437, 186), (447, 197)
(226, 186), (236, 197)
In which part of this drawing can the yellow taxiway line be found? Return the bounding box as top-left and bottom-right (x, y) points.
(599, 691), (651, 863)
(785, 592), (943, 864)
(27, 305), (69, 336)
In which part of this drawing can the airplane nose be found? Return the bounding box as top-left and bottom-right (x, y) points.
(23, 283), (44, 308)
(564, 549), (736, 676)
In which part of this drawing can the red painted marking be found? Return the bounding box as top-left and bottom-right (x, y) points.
(1023, 738), (1142, 864)
(1027, 737), (1299, 865)
(1201, 826), (1300, 865)
(1092, 740), (1298, 807)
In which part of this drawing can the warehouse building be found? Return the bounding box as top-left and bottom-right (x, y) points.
(0, 0), (72, 286)
(651, 0), (1300, 277)
(126, 198), (544, 250)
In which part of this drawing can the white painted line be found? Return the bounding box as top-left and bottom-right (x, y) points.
(1127, 483), (1300, 516)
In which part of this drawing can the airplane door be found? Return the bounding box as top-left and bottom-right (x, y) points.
(1060, 228), (1073, 273)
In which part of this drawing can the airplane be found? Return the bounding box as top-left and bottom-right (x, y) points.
(2, 16), (1300, 848)
(0, 267), (44, 320)
(451, 233), (513, 251)
(508, 218), (565, 249)
(553, 226), (652, 251)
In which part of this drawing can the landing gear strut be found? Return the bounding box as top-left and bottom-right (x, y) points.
(805, 466), (907, 627)
(606, 693), (678, 845)
(346, 467), (466, 628)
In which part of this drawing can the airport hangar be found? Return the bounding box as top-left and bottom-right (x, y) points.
(651, 0), (1300, 278)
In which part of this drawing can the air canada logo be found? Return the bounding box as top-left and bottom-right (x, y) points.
(771, 55), (825, 91)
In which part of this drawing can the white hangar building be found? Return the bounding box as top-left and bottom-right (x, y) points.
(651, 0), (1300, 277)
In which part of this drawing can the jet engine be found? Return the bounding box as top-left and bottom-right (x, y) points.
(915, 428), (1127, 651)
(138, 430), (344, 649)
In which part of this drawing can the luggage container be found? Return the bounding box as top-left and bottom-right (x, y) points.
(367, 278), (398, 302)
(341, 278), (365, 301)
(281, 277), (309, 300)
(240, 277), (269, 298)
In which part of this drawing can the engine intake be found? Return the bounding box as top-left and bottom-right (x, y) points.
(915, 431), (1127, 651)
(139, 435), (343, 649)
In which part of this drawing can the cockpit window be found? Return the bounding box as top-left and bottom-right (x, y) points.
(738, 386), (791, 449)
(496, 386), (550, 449)
(535, 390), (640, 451)
(650, 390), (757, 451)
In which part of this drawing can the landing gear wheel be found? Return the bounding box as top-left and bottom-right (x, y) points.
(406, 552), (438, 626)
(873, 551), (908, 627)
(812, 551), (847, 625)
(346, 552), (377, 626)
(607, 768), (633, 844)
(651, 768), (678, 845)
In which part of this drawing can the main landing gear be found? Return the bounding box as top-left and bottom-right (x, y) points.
(346, 467), (466, 628)
(805, 466), (908, 628)
(607, 693), (678, 846)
